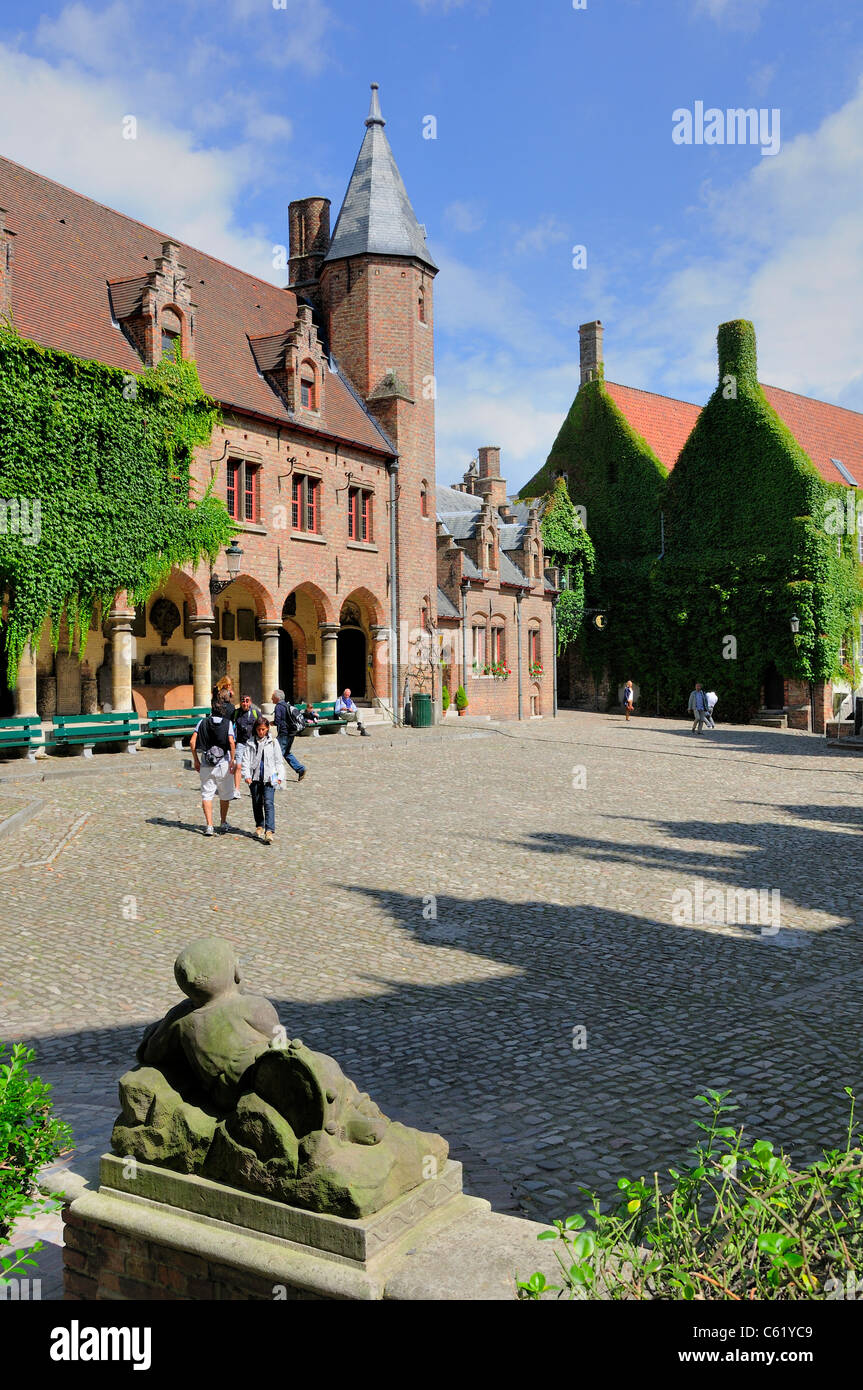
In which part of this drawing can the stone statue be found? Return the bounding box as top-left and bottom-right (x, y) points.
(112, 939), (448, 1218)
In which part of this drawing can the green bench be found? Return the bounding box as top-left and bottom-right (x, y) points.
(0, 715), (46, 761)
(298, 701), (348, 737)
(51, 712), (141, 756)
(144, 707), (209, 748)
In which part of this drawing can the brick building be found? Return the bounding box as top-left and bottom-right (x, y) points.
(0, 85), (442, 722)
(435, 448), (557, 720)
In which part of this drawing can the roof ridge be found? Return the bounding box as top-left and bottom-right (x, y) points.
(0, 153), (290, 301)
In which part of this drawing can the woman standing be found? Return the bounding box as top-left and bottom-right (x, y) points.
(240, 715), (287, 844)
(213, 676), (242, 797)
(623, 680), (635, 722)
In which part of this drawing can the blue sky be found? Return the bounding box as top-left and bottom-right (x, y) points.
(1, 0), (862, 490)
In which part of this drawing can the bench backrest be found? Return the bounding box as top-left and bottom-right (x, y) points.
(0, 716), (42, 745)
(147, 708), (208, 725)
(54, 713), (140, 733)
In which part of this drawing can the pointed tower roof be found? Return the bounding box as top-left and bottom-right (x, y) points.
(324, 84), (438, 272)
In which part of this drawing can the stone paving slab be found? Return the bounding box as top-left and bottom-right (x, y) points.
(1, 710), (862, 1298)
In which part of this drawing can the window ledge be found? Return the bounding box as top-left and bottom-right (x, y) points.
(291, 531), (326, 544)
(236, 521), (267, 535)
(346, 540), (378, 552)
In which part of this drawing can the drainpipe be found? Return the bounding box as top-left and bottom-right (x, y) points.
(516, 591), (524, 720)
(552, 595), (558, 718)
(388, 461), (400, 724)
(461, 579), (469, 697)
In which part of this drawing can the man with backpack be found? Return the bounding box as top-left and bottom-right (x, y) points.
(190, 698), (238, 835)
(271, 688), (307, 783)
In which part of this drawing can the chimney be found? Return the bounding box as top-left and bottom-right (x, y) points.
(474, 446), (508, 509)
(0, 209), (12, 319)
(477, 445), (501, 478)
(579, 320), (603, 386)
(289, 198), (331, 295)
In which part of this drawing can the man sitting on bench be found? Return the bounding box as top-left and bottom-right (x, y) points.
(335, 688), (369, 736)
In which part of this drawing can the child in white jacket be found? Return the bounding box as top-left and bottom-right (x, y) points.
(240, 717), (287, 844)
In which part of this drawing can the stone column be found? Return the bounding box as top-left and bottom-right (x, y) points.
(369, 625), (391, 710)
(259, 620), (282, 716)
(14, 640), (38, 717)
(319, 623), (339, 703)
(105, 608), (135, 713)
(189, 616), (216, 708)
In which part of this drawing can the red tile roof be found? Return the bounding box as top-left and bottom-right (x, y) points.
(604, 381), (700, 473)
(605, 378), (861, 487)
(0, 156), (393, 457)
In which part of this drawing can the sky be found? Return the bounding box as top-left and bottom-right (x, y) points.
(0, 0), (862, 491)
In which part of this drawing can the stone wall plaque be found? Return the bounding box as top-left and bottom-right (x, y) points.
(212, 646), (228, 685)
(237, 608), (256, 642)
(221, 610), (236, 642)
(150, 652), (192, 686)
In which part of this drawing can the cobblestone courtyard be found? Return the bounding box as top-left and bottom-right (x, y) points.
(2, 711), (862, 1296)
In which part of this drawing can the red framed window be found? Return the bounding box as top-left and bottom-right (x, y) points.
(361, 491), (372, 542)
(528, 629), (540, 665)
(244, 465), (259, 523)
(301, 376), (314, 409)
(227, 460), (240, 519)
(292, 475), (320, 534)
(491, 627), (504, 663)
(348, 487), (358, 540)
(227, 459), (260, 523)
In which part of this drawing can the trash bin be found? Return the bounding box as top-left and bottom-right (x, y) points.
(412, 692), (433, 728)
(855, 696), (863, 737)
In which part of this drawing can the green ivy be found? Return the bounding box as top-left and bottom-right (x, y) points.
(523, 377), (668, 698)
(534, 476), (596, 653)
(658, 321), (862, 720)
(0, 324), (233, 686)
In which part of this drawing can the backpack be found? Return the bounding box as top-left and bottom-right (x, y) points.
(284, 704), (305, 736)
(198, 716), (230, 765)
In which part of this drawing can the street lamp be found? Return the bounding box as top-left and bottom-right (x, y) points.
(790, 613), (800, 635)
(210, 539), (244, 596)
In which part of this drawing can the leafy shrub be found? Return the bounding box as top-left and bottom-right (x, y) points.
(455, 685), (468, 710)
(0, 1042), (73, 1287)
(442, 685), (450, 711)
(518, 1089), (863, 1301)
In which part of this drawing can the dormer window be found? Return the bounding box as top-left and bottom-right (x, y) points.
(299, 360), (318, 410)
(161, 327), (179, 361)
(160, 307), (183, 361)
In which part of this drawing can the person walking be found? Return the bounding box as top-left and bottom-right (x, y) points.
(688, 682), (710, 734)
(335, 687), (369, 736)
(240, 715), (287, 844)
(212, 676), (242, 797)
(190, 697), (237, 835)
(271, 688), (307, 782)
(705, 690), (718, 729)
(623, 680), (635, 722)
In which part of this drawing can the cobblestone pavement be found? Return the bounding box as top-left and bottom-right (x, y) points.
(2, 711), (862, 1297)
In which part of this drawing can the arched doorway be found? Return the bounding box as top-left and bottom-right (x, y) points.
(763, 662), (785, 710)
(278, 630), (294, 702)
(337, 628), (366, 697)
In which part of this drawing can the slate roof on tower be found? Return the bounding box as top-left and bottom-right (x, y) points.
(324, 85), (438, 271)
(0, 155), (395, 456)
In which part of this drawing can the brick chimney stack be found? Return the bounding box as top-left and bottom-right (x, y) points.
(0, 209), (12, 318)
(579, 320), (604, 386)
(289, 198), (331, 301)
(473, 445), (508, 509)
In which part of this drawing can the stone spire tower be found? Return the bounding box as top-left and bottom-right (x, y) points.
(320, 84), (440, 687)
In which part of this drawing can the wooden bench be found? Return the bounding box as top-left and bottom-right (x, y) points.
(0, 715), (46, 761)
(51, 712), (141, 756)
(298, 701), (348, 737)
(144, 707), (209, 749)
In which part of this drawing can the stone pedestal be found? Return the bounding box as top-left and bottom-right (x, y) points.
(319, 623), (339, 703)
(105, 609), (135, 714)
(45, 1156), (558, 1302)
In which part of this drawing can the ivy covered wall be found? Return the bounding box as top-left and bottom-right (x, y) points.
(522, 375), (668, 704)
(659, 320), (861, 720)
(0, 325), (233, 686)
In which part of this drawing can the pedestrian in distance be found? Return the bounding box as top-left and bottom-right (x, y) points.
(335, 687), (370, 736)
(271, 688), (307, 782)
(705, 690), (718, 729)
(240, 715), (287, 845)
(623, 680), (635, 722)
(190, 697), (237, 835)
(688, 682), (710, 734)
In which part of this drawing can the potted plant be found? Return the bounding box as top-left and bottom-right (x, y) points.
(455, 685), (468, 716)
(442, 685), (451, 715)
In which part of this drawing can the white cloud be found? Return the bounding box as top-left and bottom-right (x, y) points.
(0, 41), (277, 281)
(512, 215), (569, 257)
(443, 200), (485, 234)
(694, 0), (768, 29)
(35, 0), (135, 73)
(229, 0), (335, 74)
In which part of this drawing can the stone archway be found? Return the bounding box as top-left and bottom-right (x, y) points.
(337, 626), (367, 698)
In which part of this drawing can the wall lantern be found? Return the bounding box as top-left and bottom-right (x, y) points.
(790, 613), (800, 635)
(210, 540), (244, 596)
